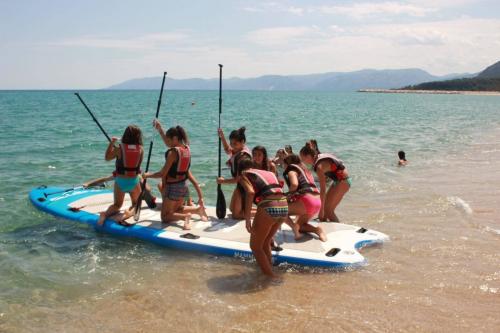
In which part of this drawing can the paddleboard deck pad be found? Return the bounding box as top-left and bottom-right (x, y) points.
(29, 186), (389, 268)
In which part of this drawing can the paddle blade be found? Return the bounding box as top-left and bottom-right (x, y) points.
(216, 185), (226, 219)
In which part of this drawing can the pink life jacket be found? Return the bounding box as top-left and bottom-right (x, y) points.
(115, 144), (142, 177)
(165, 145), (191, 183)
(313, 153), (346, 181)
(283, 163), (319, 194)
(244, 168), (284, 204)
(227, 145), (252, 177)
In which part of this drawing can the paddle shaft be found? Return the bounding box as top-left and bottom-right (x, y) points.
(218, 64), (223, 177)
(75, 93), (112, 142)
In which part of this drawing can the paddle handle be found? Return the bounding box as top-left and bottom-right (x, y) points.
(75, 93), (111, 142)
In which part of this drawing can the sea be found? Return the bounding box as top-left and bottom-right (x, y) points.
(0, 90), (499, 332)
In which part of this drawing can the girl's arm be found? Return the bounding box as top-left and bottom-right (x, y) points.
(105, 137), (119, 161)
(287, 171), (299, 193)
(239, 175), (255, 233)
(218, 128), (232, 155)
(187, 170), (204, 207)
(316, 162), (328, 220)
(144, 150), (175, 179)
(217, 176), (238, 185)
(153, 119), (169, 147)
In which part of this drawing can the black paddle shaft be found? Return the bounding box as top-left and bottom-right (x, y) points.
(218, 64), (223, 177)
(75, 93), (112, 142)
(216, 64), (227, 219)
(134, 72), (167, 221)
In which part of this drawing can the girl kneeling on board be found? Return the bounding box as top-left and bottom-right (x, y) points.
(300, 140), (350, 222)
(238, 159), (288, 278)
(283, 154), (327, 241)
(217, 127), (252, 219)
(98, 125), (144, 226)
(143, 120), (208, 230)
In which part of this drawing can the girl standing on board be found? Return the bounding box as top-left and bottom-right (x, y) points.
(300, 140), (350, 222)
(217, 127), (252, 219)
(283, 154), (326, 241)
(238, 159), (288, 278)
(144, 120), (208, 230)
(97, 125), (144, 226)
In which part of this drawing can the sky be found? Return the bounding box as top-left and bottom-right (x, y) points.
(1, 0), (500, 89)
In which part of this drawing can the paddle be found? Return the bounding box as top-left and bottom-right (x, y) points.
(134, 71), (167, 221)
(75, 93), (112, 143)
(216, 64), (227, 219)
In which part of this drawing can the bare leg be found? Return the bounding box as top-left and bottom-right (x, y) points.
(178, 205), (208, 222)
(161, 198), (192, 229)
(230, 188), (245, 219)
(284, 216), (302, 240)
(120, 183), (142, 221)
(264, 222), (282, 265)
(325, 181), (350, 222)
(98, 184), (125, 226)
(250, 209), (278, 278)
(289, 200), (327, 242)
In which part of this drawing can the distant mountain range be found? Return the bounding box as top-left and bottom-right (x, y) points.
(107, 69), (474, 91)
(403, 60), (500, 92)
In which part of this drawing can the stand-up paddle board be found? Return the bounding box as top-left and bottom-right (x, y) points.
(29, 186), (389, 268)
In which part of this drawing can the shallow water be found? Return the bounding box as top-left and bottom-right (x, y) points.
(0, 90), (499, 332)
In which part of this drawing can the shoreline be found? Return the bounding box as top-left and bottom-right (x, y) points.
(358, 88), (500, 96)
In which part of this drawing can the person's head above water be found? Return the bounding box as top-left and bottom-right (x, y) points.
(122, 125), (143, 146)
(398, 150), (406, 161)
(229, 127), (246, 150)
(165, 126), (189, 148)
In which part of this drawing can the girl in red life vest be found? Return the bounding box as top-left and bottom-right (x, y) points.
(238, 159), (288, 279)
(283, 154), (327, 241)
(216, 127), (252, 219)
(300, 140), (350, 222)
(144, 122), (208, 230)
(97, 125), (144, 226)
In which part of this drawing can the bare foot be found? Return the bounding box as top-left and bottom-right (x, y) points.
(316, 226), (327, 242)
(291, 223), (303, 240)
(329, 212), (340, 223)
(198, 206), (209, 222)
(97, 213), (106, 226)
(183, 214), (192, 230)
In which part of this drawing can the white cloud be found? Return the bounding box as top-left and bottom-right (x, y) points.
(317, 2), (436, 19)
(52, 32), (189, 50)
(246, 26), (321, 46)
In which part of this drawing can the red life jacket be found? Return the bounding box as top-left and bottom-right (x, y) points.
(227, 145), (252, 177)
(313, 153), (346, 181)
(165, 145), (191, 182)
(283, 164), (319, 194)
(115, 144), (142, 177)
(244, 168), (284, 204)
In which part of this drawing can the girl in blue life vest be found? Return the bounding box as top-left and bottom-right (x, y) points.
(97, 125), (144, 226)
(300, 140), (350, 222)
(144, 120), (208, 230)
(216, 127), (252, 219)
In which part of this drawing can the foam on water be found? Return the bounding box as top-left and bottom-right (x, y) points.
(447, 196), (473, 215)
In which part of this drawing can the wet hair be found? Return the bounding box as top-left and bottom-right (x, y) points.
(237, 158), (254, 174)
(165, 126), (190, 145)
(398, 150), (406, 161)
(229, 127), (246, 143)
(252, 145), (270, 171)
(122, 125), (143, 146)
(300, 141), (319, 158)
(283, 154), (301, 166)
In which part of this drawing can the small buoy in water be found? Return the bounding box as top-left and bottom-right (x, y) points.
(191, 101), (196, 106)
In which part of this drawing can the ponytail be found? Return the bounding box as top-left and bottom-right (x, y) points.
(229, 126), (246, 143)
(166, 125), (190, 145)
(300, 141), (317, 158)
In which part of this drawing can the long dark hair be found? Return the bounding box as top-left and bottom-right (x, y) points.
(237, 158), (254, 175)
(166, 126), (190, 145)
(398, 150), (406, 161)
(283, 154), (301, 166)
(252, 145), (270, 171)
(122, 125), (143, 145)
(229, 127), (246, 143)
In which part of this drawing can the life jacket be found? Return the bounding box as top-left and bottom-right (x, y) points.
(244, 168), (284, 204)
(283, 164), (319, 194)
(313, 153), (346, 181)
(227, 145), (252, 177)
(115, 144), (142, 177)
(165, 145), (191, 182)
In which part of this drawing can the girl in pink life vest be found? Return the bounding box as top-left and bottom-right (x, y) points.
(252, 145), (278, 176)
(144, 121), (208, 230)
(216, 127), (252, 219)
(283, 154), (327, 241)
(300, 140), (350, 222)
(238, 159), (288, 279)
(97, 125), (144, 226)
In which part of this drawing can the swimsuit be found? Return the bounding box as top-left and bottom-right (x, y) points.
(115, 176), (140, 193)
(163, 180), (189, 201)
(258, 197), (288, 222)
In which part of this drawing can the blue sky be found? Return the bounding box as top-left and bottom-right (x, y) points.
(1, 0), (499, 89)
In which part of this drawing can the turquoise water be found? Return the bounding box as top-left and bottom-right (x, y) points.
(1, 90), (500, 330)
